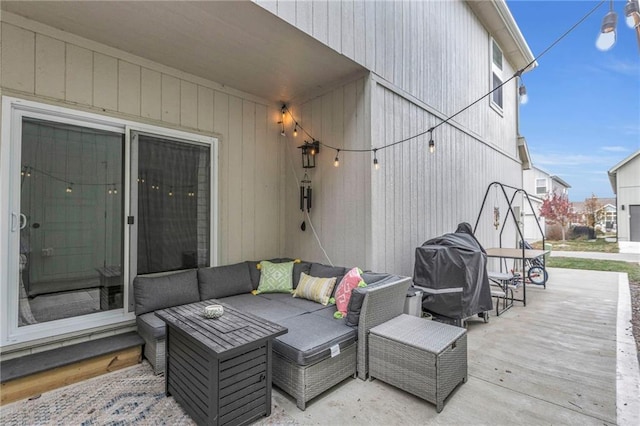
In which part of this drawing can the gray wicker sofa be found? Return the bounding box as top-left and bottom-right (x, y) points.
(134, 259), (411, 410)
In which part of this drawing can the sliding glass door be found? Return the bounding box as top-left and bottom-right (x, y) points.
(18, 118), (124, 326)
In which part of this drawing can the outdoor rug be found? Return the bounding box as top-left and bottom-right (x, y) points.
(0, 361), (297, 425)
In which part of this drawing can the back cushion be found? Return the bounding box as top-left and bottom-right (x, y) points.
(198, 262), (253, 300)
(133, 270), (199, 315)
(248, 259), (311, 289)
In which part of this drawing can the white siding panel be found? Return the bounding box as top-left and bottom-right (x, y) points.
(277, 0), (296, 25)
(180, 80), (198, 129)
(118, 61), (141, 116)
(341, 0), (354, 59)
(35, 34), (65, 99)
(295, 0), (313, 35)
(312, 0), (329, 45)
(241, 100), (256, 260)
(213, 91), (230, 265)
(226, 96), (244, 263)
(327, 0), (342, 53)
(161, 74), (180, 124)
(197, 85), (214, 132)
(92, 53), (118, 111)
(1, 23), (35, 93)
(140, 68), (161, 120)
(65, 44), (93, 105)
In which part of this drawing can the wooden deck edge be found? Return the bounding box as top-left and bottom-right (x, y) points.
(0, 346), (141, 405)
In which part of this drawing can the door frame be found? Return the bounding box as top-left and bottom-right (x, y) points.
(1, 96), (218, 348)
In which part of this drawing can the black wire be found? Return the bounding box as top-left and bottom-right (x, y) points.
(283, 0), (606, 155)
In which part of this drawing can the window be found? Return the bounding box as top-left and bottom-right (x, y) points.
(490, 39), (503, 110)
(535, 178), (548, 195)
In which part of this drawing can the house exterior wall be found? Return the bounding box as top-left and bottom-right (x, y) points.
(283, 77), (371, 269)
(263, 0), (525, 275)
(0, 16), (285, 267)
(616, 154), (640, 241)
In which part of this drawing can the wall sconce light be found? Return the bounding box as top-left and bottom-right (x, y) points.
(300, 173), (312, 212)
(298, 140), (320, 169)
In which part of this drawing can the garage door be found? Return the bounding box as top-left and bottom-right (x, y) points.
(631, 205), (640, 242)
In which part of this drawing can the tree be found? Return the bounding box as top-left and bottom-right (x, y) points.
(539, 191), (575, 241)
(584, 193), (603, 228)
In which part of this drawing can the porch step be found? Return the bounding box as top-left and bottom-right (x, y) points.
(0, 332), (143, 405)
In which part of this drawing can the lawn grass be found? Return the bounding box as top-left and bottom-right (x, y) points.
(531, 238), (619, 253)
(546, 257), (640, 284)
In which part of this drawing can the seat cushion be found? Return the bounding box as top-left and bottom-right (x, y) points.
(198, 262), (253, 300)
(133, 270), (199, 315)
(219, 293), (308, 322)
(260, 292), (327, 313)
(273, 313), (357, 366)
(137, 312), (167, 340)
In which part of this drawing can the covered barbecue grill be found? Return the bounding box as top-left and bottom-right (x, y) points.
(413, 224), (493, 323)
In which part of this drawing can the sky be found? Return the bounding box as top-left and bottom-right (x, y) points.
(507, 0), (640, 202)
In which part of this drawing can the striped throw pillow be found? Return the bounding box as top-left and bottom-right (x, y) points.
(293, 272), (337, 305)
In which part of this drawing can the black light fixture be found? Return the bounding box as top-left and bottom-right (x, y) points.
(298, 140), (320, 169)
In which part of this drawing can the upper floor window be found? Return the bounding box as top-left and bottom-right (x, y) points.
(535, 178), (548, 195)
(491, 39), (503, 111)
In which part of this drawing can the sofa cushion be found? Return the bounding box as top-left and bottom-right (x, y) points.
(256, 261), (294, 294)
(248, 259), (311, 290)
(220, 293), (308, 322)
(260, 292), (327, 313)
(293, 273), (336, 305)
(361, 272), (388, 285)
(137, 312), (167, 340)
(133, 270), (199, 315)
(198, 262), (253, 300)
(273, 313), (357, 366)
(334, 267), (365, 317)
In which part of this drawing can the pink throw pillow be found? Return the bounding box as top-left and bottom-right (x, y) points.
(334, 267), (365, 318)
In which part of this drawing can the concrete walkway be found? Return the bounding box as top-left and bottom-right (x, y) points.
(262, 268), (639, 425)
(551, 250), (640, 264)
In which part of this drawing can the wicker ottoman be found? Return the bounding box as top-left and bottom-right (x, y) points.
(368, 314), (467, 412)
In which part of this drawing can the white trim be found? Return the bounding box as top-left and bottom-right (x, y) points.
(1, 96), (218, 348)
(616, 272), (640, 424)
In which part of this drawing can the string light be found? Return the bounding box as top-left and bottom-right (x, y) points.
(278, 2), (603, 167)
(168, 187), (174, 197)
(279, 105), (286, 136)
(334, 149), (340, 167)
(294, 124), (298, 137)
(66, 183), (73, 193)
(373, 149), (379, 170)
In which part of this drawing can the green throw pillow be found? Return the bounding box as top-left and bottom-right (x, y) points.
(256, 260), (294, 294)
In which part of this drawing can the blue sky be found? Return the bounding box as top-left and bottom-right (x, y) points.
(507, 0), (640, 201)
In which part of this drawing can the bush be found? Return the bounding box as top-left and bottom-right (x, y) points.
(545, 224), (564, 240)
(570, 226), (595, 240)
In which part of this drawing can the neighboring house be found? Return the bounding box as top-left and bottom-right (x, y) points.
(0, 1), (535, 355)
(522, 166), (571, 241)
(609, 149), (640, 242)
(572, 197), (616, 231)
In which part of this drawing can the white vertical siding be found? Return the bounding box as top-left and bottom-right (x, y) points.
(259, 0), (520, 158)
(1, 19), (284, 268)
(616, 155), (640, 241)
(283, 78), (369, 269)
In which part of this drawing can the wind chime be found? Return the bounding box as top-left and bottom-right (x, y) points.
(299, 173), (312, 231)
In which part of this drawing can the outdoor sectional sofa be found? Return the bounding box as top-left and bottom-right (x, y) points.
(134, 258), (412, 410)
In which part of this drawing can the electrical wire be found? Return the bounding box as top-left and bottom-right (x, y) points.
(282, 0), (606, 157)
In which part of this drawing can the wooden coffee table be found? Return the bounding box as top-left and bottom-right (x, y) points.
(156, 300), (287, 426)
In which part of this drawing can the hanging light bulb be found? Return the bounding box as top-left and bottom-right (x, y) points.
(625, 0), (640, 28)
(168, 187), (174, 197)
(27, 167), (31, 177)
(280, 106), (286, 136)
(108, 187), (113, 195)
(294, 124), (298, 137)
(334, 149), (340, 167)
(428, 131), (435, 154)
(66, 183), (73, 193)
(596, 2), (617, 51)
(518, 83), (528, 105)
(373, 149), (380, 170)
(113, 186), (118, 195)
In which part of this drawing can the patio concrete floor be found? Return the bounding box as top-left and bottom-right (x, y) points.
(262, 267), (639, 425)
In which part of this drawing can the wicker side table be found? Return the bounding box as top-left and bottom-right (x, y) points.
(368, 314), (467, 412)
